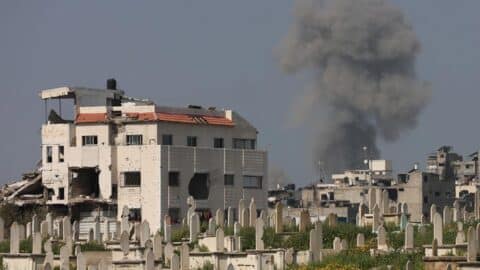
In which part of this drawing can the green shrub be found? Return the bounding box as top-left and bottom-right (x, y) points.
(261, 222), (377, 251)
(197, 261), (214, 270)
(51, 241), (62, 255)
(284, 231), (309, 251)
(387, 230), (404, 251)
(0, 240), (10, 253)
(288, 249), (424, 270)
(413, 224), (458, 247)
(200, 222), (208, 233)
(80, 241), (106, 252)
(413, 225), (432, 247)
(375, 251), (424, 270)
(384, 223), (398, 232)
(322, 223), (375, 249)
(443, 224), (457, 245)
(239, 227), (255, 251)
(20, 238), (32, 253)
(283, 223), (298, 233)
(188, 240), (198, 250)
(172, 226), (190, 242)
(262, 227), (283, 249)
(223, 226), (234, 236)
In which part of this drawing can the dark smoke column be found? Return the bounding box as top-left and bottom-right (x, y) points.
(279, 0), (431, 175)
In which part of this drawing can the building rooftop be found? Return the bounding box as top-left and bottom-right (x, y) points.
(40, 80), (237, 127)
(76, 111), (234, 126)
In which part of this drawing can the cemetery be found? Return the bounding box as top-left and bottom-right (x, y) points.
(0, 191), (479, 270)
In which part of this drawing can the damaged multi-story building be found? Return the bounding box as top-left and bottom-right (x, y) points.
(7, 79), (268, 235)
(425, 145), (480, 204)
(299, 152), (457, 223)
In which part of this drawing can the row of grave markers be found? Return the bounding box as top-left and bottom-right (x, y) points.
(8, 194), (479, 269)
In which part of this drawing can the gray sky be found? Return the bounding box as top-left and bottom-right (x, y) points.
(0, 1), (479, 185)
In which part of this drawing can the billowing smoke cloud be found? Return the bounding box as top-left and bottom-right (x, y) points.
(279, 0), (431, 174)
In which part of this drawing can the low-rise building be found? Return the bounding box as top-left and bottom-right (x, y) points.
(39, 79), (268, 232)
(396, 170), (454, 222)
(426, 146), (462, 181)
(300, 153), (456, 223)
(331, 160), (393, 186)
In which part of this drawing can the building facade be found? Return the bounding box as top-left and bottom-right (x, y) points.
(426, 146), (462, 181)
(397, 170), (455, 222)
(40, 81), (268, 231)
(300, 156), (455, 223)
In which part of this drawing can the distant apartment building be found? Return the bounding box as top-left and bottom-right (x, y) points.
(396, 170), (454, 222)
(425, 146), (480, 200)
(40, 79), (268, 232)
(301, 160), (393, 207)
(300, 155), (455, 223)
(426, 146), (462, 181)
(331, 160), (393, 186)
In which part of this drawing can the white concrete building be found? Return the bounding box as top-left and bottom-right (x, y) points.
(40, 80), (267, 231)
(331, 160), (393, 186)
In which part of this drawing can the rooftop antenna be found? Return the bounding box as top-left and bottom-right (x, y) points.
(362, 146), (372, 184)
(317, 160), (327, 183)
(362, 146), (369, 169)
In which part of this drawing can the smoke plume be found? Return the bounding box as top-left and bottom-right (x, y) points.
(279, 0), (431, 174)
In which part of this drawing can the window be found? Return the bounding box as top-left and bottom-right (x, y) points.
(162, 134), (173, 145)
(46, 146), (52, 163)
(129, 208), (141, 221)
(224, 174), (234, 186)
(124, 172), (141, 186)
(187, 136), (197, 147)
(233, 138), (256, 150)
(423, 196), (428, 204)
(423, 176), (428, 183)
(214, 138), (224, 148)
(126, 134), (143, 145)
(58, 188), (64, 200)
(58, 146), (64, 162)
(243, 175), (262, 189)
(47, 189), (54, 200)
(169, 172), (180, 186)
(434, 192), (440, 197)
(82, 135), (98, 146)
